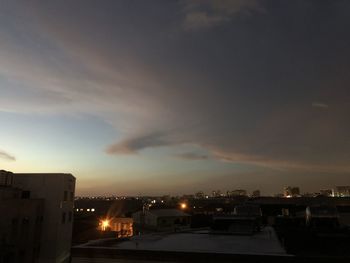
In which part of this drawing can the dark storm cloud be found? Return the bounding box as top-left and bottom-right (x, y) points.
(0, 150), (15, 161)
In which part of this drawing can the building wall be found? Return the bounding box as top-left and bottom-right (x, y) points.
(0, 194), (44, 263)
(13, 173), (75, 263)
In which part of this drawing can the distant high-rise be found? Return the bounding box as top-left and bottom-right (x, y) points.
(284, 186), (300, 197)
(320, 189), (333, 197)
(211, 190), (222, 198)
(334, 186), (350, 197)
(227, 189), (247, 197)
(252, 190), (261, 197)
(195, 191), (205, 199)
(0, 171), (76, 263)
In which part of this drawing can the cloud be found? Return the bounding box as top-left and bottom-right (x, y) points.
(106, 132), (176, 155)
(2, 0), (350, 183)
(0, 150), (16, 161)
(183, 0), (264, 30)
(184, 12), (229, 30)
(312, 102), (329, 109)
(175, 152), (210, 160)
(211, 148), (350, 173)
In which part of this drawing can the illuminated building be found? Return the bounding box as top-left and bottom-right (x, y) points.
(99, 217), (133, 238)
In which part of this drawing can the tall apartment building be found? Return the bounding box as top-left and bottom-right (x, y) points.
(0, 170), (76, 263)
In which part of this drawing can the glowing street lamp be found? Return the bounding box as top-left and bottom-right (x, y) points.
(180, 203), (187, 209)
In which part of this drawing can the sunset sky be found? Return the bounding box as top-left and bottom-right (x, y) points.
(1, 0), (350, 196)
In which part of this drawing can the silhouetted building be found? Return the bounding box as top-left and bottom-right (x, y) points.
(335, 186), (350, 197)
(211, 190), (222, 197)
(320, 189), (333, 197)
(0, 175), (44, 263)
(306, 205), (339, 228)
(133, 209), (190, 231)
(227, 189), (247, 197)
(252, 190), (261, 197)
(195, 191), (205, 199)
(284, 186), (300, 197)
(0, 171), (76, 263)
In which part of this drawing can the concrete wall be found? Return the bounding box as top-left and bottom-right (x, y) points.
(0, 196), (44, 263)
(13, 173), (75, 263)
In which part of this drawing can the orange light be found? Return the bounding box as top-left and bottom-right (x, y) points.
(180, 203), (187, 209)
(101, 219), (110, 231)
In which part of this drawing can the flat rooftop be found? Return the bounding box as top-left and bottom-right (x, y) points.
(79, 227), (286, 256)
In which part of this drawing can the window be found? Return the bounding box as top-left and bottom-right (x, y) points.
(11, 218), (18, 236)
(68, 211), (72, 222)
(21, 191), (31, 199)
(63, 191), (68, 201)
(62, 212), (66, 224)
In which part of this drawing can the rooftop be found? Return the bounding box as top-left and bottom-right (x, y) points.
(80, 227), (287, 256)
(146, 209), (190, 217)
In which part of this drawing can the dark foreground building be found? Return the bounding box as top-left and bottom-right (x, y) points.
(0, 170), (76, 263)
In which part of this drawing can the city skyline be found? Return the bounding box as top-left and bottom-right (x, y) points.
(1, 0), (350, 196)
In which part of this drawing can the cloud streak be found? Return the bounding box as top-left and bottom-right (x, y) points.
(0, 150), (16, 161)
(106, 132), (178, 155)
(183, 0), (264, 30)
(175, 152), (210, 160)
(312, 102), (329, 109)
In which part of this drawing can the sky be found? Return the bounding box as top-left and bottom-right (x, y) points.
(1, 0), (350, 196)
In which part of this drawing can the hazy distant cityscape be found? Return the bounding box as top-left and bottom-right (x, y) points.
(75, 185), (350, 201)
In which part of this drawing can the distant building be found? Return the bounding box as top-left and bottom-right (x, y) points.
(306, 205), (339, 228)
(252, 190), (261, 197)
(99, 217), (133, 238)
(320, 189), (333, 197)
(211, 190), (222, 197)
(334, 186), (350, 197)
(227, 189), (247, 197)
(0, 171), (76, 263)
(195, 191), (205, 199)
(283, 186), (300, 197)
(132, 209), (190, 231)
